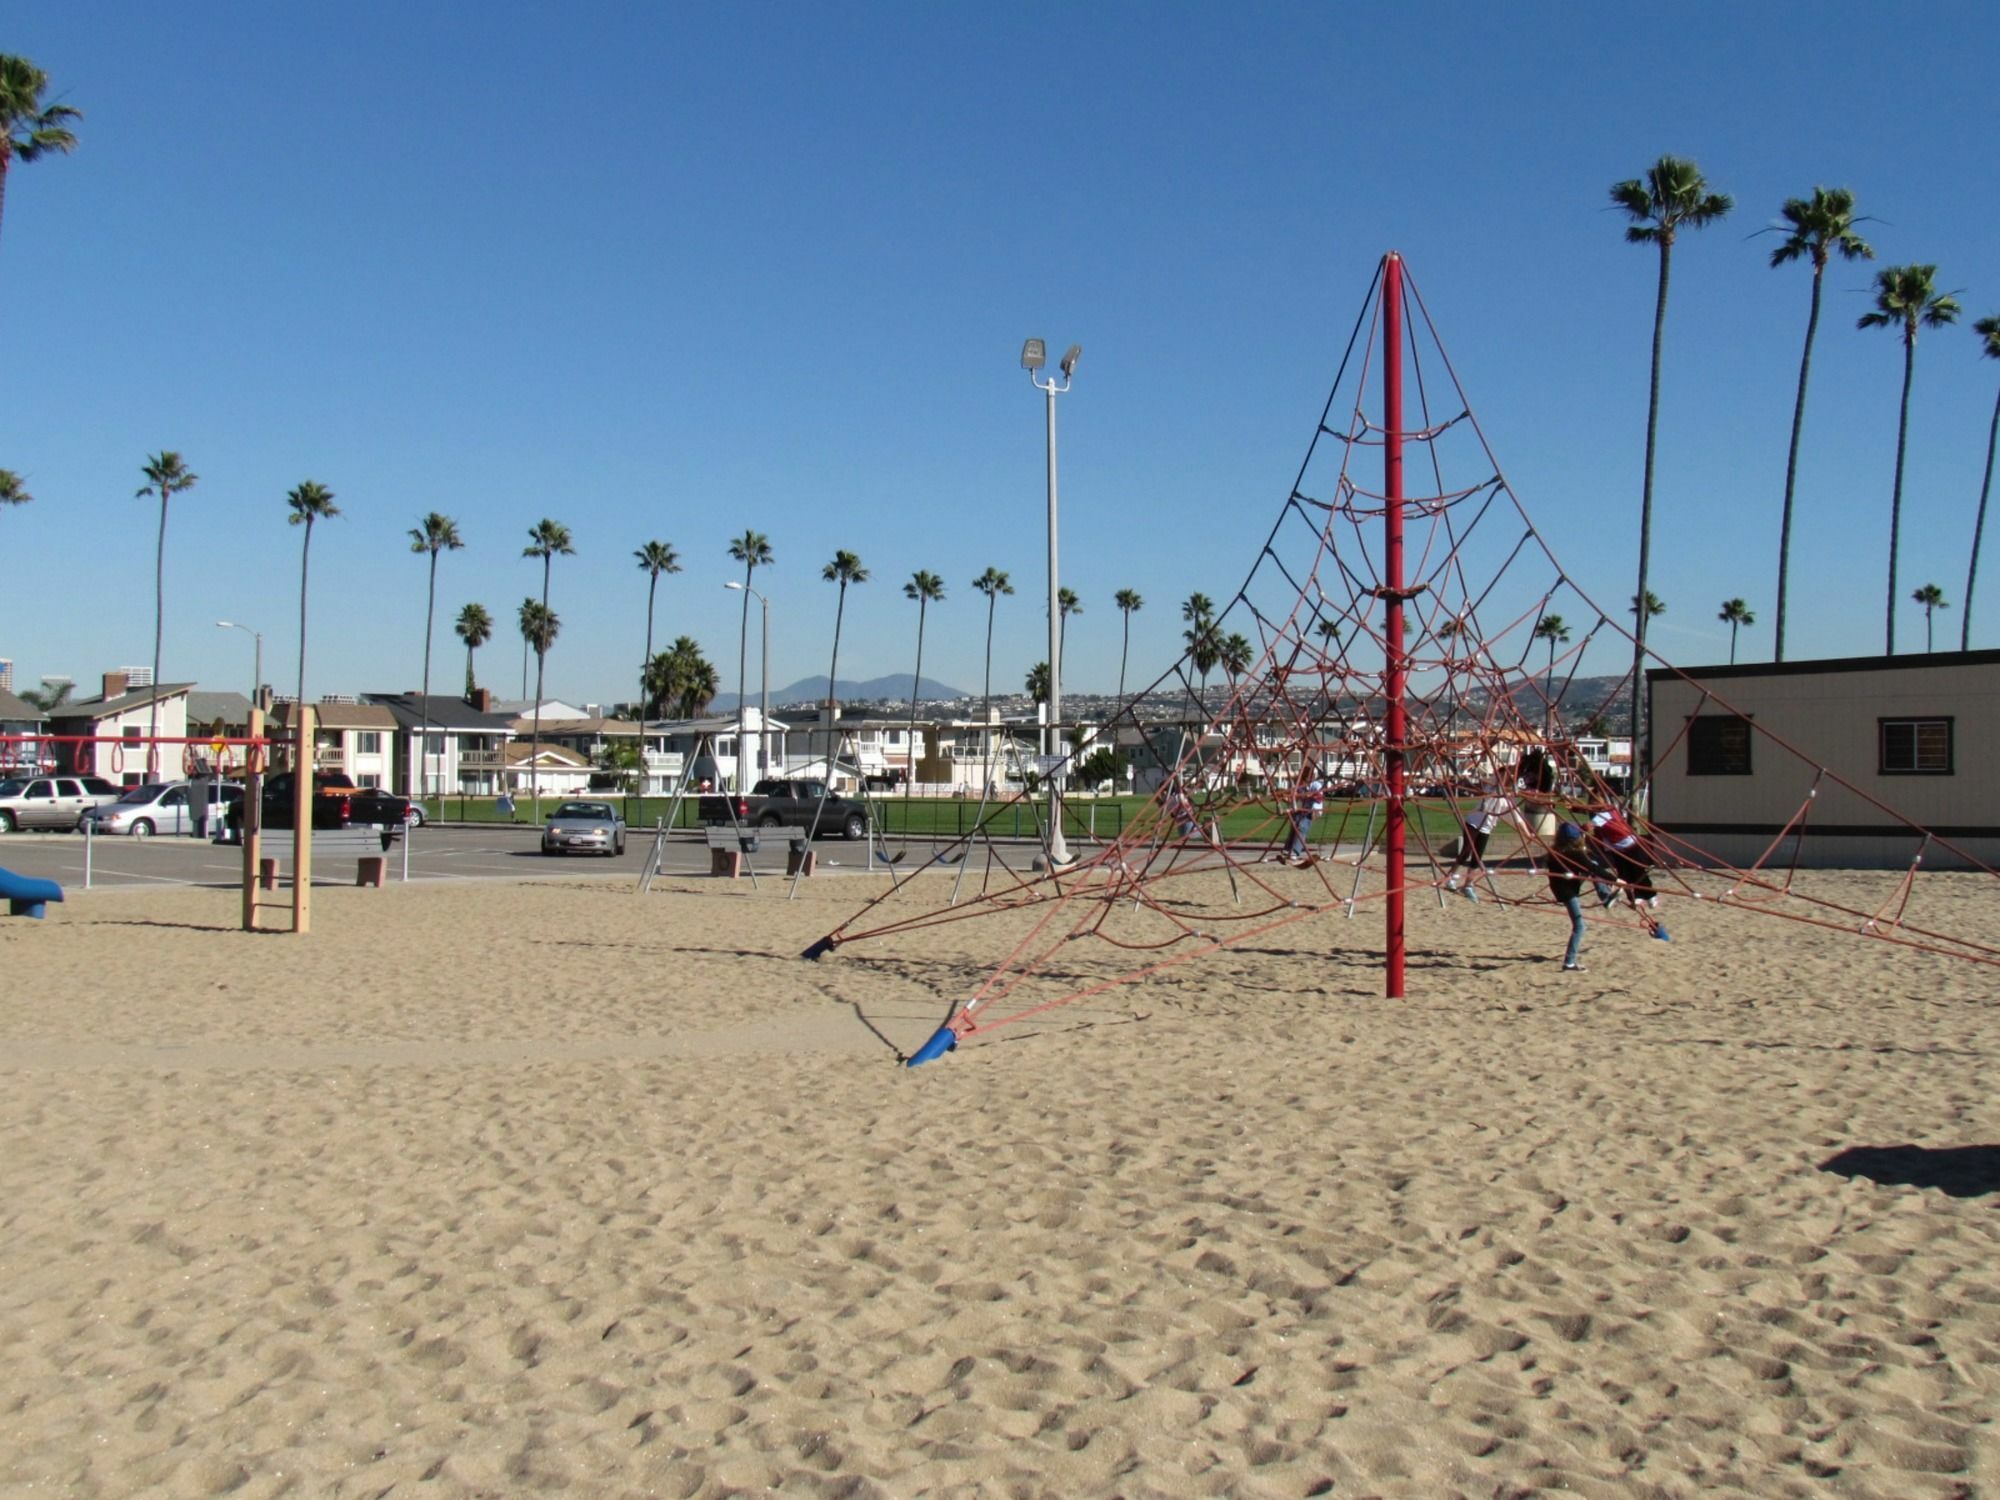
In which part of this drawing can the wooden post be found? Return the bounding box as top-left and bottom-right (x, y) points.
(242, 705), (264, 931)
(292, 704), (313, 934)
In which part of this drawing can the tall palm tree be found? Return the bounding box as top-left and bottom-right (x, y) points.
(1026, 661), (1050, 703)
(1219, 632), (1254, 691)
(1610, 155), (1732, 757)
(1181, 592), (1221, 707)
(1859, 265), (1962, 653)
(409, 513), (464, 800)
(455, 602), (493, 697)
(1911, 583), (1949, 652)
(972, 566), (1013, 788)
(1767, 187), (1873, 661)
(902, 571), (945, 804)
(727, 531), (773, 791)
(136, 452), (198, 778)
(1962, 316), (2000, 650)
(286, 481), (340, 761)
(1717, 598), (1755, 664)
(0, 468), (30, 508)
(1057, 587), (1083, 676)
(820, 550), (868, 770)
(516, 599), (559, 793)
(521, 518), (575, 810)
(1316, 617), (1342, 650)
(634, 540), (681, 727)
(1113, 588), (1144, 705)
(0, 55), (81, 252)
(1534, 613), (1571, 695)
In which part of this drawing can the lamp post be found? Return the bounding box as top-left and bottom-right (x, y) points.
(1023, 337), (1080, 866)
(215, 620), (262, 708)
(724, 581), (770, 783)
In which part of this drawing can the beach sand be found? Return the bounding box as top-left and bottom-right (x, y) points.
(2, 863), (1997, 1497)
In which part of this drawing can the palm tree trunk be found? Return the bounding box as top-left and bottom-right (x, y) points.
(1630, 235), (1674, 779)
(1775, 264), (1825, 662)
(0, 150), (11, 254)
(1729, 621), (1739, 664)
(417, 553), (437, 802)
(531, 557), (550, 814)
(149, 496), (167, 778)
(1963, 384), (2000, 651)
(296, 522), (313, 766)
(466, 641), (476, 698)
(735, 567), (751, 793)
(1117, 612), (1130, 705)
(905, 599), (927, 824)
(1886, 333), (1916, 654)
(981, 596), (996, 791)
(642, 575), (658, 726)
(825, 586), (846, 780)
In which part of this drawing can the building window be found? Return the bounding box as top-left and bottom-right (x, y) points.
(357, 774), (381, 789)
(355, 731), (381, 754)
(1687, 714), (1753, 776)
(1880, 717), (1953, 775)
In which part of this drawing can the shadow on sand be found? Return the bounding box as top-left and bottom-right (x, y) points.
(1820, 1144), (2000, 1199)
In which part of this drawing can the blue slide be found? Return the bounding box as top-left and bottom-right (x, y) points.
(0, 867), (64, 919)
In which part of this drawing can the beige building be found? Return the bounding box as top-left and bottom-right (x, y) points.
(48, 672), (192, 784)
(1647, 651), (1999, 870)
(270, 700), (402, 788)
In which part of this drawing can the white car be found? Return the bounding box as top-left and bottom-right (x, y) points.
(83, 780), (244, 839)
(0, 775), (126, 832)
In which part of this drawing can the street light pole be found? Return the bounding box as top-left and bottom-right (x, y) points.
(1023, 338), (1081, 867)
(215, 620), (262, 708)
(725, 581), (771, 782)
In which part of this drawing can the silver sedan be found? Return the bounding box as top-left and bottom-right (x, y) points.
(540, 800), (626, 857)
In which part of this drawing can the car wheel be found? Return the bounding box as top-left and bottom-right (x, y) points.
(0, 810), (14, 833)
(614, 837), (626, 856)
(757, 813), (783, 829)
(843, 813), (867, 841)
(406, 806), (425, 827)
(132, 819), (155, 839)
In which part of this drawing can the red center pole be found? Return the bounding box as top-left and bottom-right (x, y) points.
(1383, 253), (1407, 998)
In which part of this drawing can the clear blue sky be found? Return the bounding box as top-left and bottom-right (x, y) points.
(4, 2), (1997, 708)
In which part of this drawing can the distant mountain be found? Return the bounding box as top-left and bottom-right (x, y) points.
(711, 673), (969, 712)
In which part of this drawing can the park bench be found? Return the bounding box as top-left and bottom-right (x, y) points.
(702, 824), (813, 878)
(254, 826), (396, 889)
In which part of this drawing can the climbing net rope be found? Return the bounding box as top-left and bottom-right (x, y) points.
(808, 255), (2000, 1062)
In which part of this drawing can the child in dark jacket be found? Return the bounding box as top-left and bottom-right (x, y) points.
(1548, 821), (1615, 970)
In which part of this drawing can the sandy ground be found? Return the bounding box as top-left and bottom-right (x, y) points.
(2, 861), (1997, 1498)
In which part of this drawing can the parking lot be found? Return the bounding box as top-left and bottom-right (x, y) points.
(0, 823), (921, 892)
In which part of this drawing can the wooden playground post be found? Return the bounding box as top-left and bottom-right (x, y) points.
(292, 704), (313, 934)
(242, 705), (263, 932)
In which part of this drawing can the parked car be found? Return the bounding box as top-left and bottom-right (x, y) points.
(0, 775), (127, 832)
(541, 800), (626, 856)
(225, 770), (412, 837)
(697, 779), (872, 841)
(83, 780), (244, 838)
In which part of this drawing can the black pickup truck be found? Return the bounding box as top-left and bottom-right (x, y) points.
(226, 770), (413, 842)
(698, 778), (872, 840)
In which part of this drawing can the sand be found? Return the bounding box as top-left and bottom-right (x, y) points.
(2, 863), (1997, 1497)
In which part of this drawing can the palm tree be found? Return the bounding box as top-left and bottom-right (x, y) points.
(1181, 592), (1221, 706)
(1859, 265), (1962, 653)
(652, 636), (717, 718)
(902, 570), (945, 803)
(1610, 155), (1732, 756)
(136, 452), (198, 778)
(1057, 587), (1083, 676)
(455, 602), (493, 697)
(1767, 187), (1873, 661)
(1630, 591), (1667, 623)
(1717, 598), (1755, 664)
(1911, 583), (1949, 652)
(1219, 632), (1254, 691)
(286, 481), (341, 761)
(0, 468), (28, 508)
(516, 599), (560, 793)
(1962, 316), (2000, 651)
(18, 677), (71, 712)
(1112, 589), (1144, 704)
(1315, 616), (1342, 651)
(521, 518), (575, 811)
(820, 550), (868, 768)
(1534, 613), (1571, 694)
(0, 55), (81, 252)
(1026, 661), (1050, 704)
(409, 513), (464, 800)
(728, 531), (773, 791)
(972, 566), (1013, 788)
(634, 540), (681, 728)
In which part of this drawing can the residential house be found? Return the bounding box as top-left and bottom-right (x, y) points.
(0, 688), (48, 774)
(270, 699), (402, 788)
(47, 672), (192, 783)
(363, 691), (519, 797)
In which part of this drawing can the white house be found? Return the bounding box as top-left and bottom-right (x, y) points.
(363, 691), (520, 798)
(271, 700), (401, 788)
(48, 672), (192, 784)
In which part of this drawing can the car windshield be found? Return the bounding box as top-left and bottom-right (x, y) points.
(552, 803), (611, 820)
(115, 786), (160, 804)
(0, 779), (22, 797)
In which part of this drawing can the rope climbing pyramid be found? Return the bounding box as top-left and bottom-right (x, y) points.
(806, 253), (2000, 1065)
